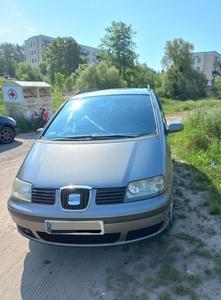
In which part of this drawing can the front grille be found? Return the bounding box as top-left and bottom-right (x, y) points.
(61, 188), (90, 210)
(96, 187), (126, 204)
(126, 222), (164, 241)
(32, 186), (126, 206)
(32, 188), (55, 205)
(37, 231), (121, 245)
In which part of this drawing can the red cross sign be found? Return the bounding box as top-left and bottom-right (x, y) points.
(8, 89), (17, 100)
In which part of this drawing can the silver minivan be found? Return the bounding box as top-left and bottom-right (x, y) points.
(8, 88), (183, 246)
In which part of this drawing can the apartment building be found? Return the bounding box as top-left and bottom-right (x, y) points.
(24, 35), (54, 66)
(192, 51), (221, 86)
(80, 45), (101, 64)
(24, 35), (101, 67)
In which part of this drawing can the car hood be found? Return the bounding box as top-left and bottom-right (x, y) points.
(18, 137), (164, 188)
(0, 115), (16, 126)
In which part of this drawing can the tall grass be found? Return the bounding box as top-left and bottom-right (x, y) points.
(170, 105), (221, 215)
(161, 97), (221, 114)
(52, 91), (66, 111)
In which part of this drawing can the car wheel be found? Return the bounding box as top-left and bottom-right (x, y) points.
(0, 126), (15, 144)
(165, 202), (174, 232)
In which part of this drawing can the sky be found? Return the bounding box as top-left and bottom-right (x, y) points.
(0, 0), (220, 72)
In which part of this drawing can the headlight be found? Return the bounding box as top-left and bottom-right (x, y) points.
(125, 176), (165, 202)
(11, 178), (32, 202)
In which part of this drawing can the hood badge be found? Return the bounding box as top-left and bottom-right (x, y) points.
(68, 193), (81, 205)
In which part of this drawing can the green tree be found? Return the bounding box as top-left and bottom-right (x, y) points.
(64, 76), (74, 92)
(0, 42), (25, 78)
(161, 38), (208, 100)
(132, 63), (158, 88)
(185, 70), (208, 99)
(41, 37), (81, 83)
(74, 61), (126, 91)
(55, 72), (65, 91)
(214, 76), (221, 99)
(15, 61), (44, 81)
(99, 21), (138, 82)
(97, 61), (127, 89)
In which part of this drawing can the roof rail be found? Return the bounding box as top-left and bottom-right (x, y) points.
(147, 85), (151, 91)
(74, 88), (98, 96)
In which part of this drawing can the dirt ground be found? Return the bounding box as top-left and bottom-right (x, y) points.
(1, 128), (221, 300)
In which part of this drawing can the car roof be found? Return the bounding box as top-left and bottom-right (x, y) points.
(72, 88), (150, 99)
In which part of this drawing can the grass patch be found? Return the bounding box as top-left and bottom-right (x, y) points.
(157, 264), (181, 284)
(174, 285), (197, 299)
(168, 244), (184, 253)
(170, 105), (221, 216)
(186, 274), (202, 287)
(192, 248), (214, 259)
(159, 292), (173, 300)
(214, 255), (221, 280)
(175, 232), (205, 247)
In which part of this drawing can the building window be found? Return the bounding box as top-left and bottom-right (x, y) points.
(197, 57), (201, 63)
(34, 50), (36, 54)
(32, 59), (34, 63)
(33, 42), (35, 46)
(87, 58), (90, 63)
(87, 50), (90, 55)
(196, 67), (200, 72)
(192, 58), (195, 64)
(35, 58), (37, 62)
(31, 51), (33, 55)
(31, 42), (32, 47)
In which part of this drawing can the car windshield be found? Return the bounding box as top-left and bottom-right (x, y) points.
(43, 94), (156, 140)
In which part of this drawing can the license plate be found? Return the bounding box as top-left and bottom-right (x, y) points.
(45, 220), (104, 235)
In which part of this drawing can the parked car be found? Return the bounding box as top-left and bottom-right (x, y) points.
(8, 88), (183, 246)
(0, 115), (18, 144)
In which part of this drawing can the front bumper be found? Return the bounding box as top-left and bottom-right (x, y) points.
(7, 187), (173, 247)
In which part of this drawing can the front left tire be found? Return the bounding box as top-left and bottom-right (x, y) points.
(0, 126), (15, 144)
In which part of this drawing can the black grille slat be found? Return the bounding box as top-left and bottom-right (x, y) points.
(61, 188), (89, 210)
(37, 231), (121, 244)
(126, 222), (164, 241)
(96, 187), (126, 205)
(32, 188), (55, 205)
(32, 187), (126, 206)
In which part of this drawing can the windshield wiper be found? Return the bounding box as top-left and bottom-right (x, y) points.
(48, 134), (141, 141)
(48, 136), (90, 141)
(93, 134), (140, 139)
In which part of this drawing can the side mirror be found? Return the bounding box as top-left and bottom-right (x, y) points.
(168, 123), (184, 134)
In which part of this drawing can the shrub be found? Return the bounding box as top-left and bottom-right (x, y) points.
(7, 110), (33, 133)
(178, 107), (221, 153)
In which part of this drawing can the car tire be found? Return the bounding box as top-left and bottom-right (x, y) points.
(0, 126), (15, 144)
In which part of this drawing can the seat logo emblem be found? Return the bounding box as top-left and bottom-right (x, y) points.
(68, 194), (81, 205)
